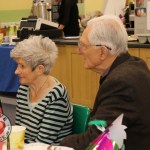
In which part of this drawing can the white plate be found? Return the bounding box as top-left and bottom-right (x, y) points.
(47, 146), (74, 150)
(24, 143), (74, 150)
(24, 143), (49, 150)
(2, 143), (48, 150)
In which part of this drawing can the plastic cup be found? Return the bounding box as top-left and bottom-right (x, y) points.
(0, 33), (3, 44)
(9, 125), (26, 150)
(9, 35), (17, 45)
(3, 36), (9, 43)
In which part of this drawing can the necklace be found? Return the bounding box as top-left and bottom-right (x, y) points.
(32, 76), (49, 97)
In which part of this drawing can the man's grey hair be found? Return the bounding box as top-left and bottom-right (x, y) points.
(10, 35), (58, 75)
(87, 15), (128, 55)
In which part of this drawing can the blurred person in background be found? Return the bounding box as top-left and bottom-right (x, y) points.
(10, 35), (73, 145)
(55, 0), (80, 37)
(60, 15), (150, 150)
(80, 10), (103, 29)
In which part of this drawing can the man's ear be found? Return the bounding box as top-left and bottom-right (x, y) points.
(100, 46), (109, 60)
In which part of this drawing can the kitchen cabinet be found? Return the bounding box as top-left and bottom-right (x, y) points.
(51, 45), (150, 108)
(129, 48), (150, 69)
(140, 48), (150, 69)
(128, 48), (140, 57)
(51, 45), (99, 108)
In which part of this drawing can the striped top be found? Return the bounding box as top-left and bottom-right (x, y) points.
(15, 80), (73, 145)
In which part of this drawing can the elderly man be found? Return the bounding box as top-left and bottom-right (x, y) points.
(60, 15), (150, 150)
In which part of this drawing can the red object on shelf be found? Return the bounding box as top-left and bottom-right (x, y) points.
(0, 28), (6, 36)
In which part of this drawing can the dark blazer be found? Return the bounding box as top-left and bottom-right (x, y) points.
(58, 0), (80, 36)
(60, 52), (150, 150)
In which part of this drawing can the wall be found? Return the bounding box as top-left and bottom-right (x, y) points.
(84, 0), (107, 14)
(78, 3), (85, 16)
(0, 0), (106, 23)
(0, 0), (32, 23)
(0, 0), (129, 23)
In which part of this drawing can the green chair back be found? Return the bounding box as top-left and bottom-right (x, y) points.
(72, 103), (90, 134)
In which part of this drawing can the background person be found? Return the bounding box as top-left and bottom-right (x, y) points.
(80, 10), (103, 29)
(10, 35), (73, 145)
(60, 15), (150, 150)
(56, 0), (80, 37)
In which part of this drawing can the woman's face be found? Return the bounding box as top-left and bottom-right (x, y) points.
(14, 58), (38, 85)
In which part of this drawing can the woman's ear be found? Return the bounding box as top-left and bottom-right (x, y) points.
(35, 65), (45, 75)
(100, 46), (109, 60)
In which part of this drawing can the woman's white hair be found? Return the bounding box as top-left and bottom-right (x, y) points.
(10, 35), (58, 75)
(87, 15), (128, 55)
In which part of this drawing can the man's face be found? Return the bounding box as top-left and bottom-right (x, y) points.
(78, 27), (102, 71)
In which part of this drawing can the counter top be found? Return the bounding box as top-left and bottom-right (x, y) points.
(53, 39), (78, 45)
(53, 38), (150, 49)
(128, 42), (150, 48)
(15, 37), (150, 48)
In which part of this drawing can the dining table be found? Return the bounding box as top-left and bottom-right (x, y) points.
(0, 45), (19, 93)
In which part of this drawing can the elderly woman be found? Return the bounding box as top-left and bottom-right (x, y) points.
(10, 36), (73, 145)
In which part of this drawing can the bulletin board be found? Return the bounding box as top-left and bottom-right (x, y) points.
(0, 0), (32, 23)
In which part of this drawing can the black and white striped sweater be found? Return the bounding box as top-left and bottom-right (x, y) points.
(15, 81), (73, 145)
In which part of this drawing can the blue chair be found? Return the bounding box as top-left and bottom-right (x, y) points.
(72, 103), (90, 134)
